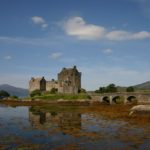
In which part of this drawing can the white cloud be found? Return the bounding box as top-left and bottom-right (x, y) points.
(4, 55), (12, 60)
(63, 16), (150, 41)
(63, 17), (106, 40)
(130, 31), (150, 40)
(50, 52), (62, 59)
(41, 24), (48, 28)
(106, 30), (130, 41)
(102, 48), (113, 54)
(31, 16), (48, 28)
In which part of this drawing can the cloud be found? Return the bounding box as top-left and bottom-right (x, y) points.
(63, 17), (106, 40)
(31, 16), (48, 28)
(4, 55), (12, 60)
(102, 48), (113, 54)
(50, 52), (62, 59)
(130, 31), (150, 40)
(106, 30), (150, 41)
(63, 16), (150, 41)
(106, 30), (130, 41)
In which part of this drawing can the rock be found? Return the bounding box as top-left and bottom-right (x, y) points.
(129, 105), (150, 116)
(57, 99), (64, 102)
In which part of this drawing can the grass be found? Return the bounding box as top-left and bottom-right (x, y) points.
(32, 93), (91, 101)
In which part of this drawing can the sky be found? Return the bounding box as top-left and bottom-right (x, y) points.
(0, 0), (150, 90)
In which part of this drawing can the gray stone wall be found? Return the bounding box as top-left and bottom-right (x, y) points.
(58, 66), (81, 94)
(46, 80), (58, 91)
(29, 66), (81, 94)
(29, 77), (46, 93)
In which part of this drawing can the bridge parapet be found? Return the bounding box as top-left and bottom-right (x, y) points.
(90, 92), (150, 104)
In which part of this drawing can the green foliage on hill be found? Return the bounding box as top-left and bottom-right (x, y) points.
(126, 86), (134, 92)
(95, 84), (117, 93)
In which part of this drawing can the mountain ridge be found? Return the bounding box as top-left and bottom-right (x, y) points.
(133, 81), (150, 90)
(0, 84), (29, 97)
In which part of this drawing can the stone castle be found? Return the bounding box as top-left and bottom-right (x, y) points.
(29, 66), (81, 94)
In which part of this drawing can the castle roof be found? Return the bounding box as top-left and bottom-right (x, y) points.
(60, 66), (80, 74)
(31, 77), (45, 82)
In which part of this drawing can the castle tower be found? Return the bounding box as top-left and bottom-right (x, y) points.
(58, 66), (81, 94)
(46, 79), (58, 91)
(29, 77), (46, 93)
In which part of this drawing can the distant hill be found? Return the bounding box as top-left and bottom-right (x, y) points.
(0, 84), (29, 97)
(133, 81), (150, 90)
(117, 81), (150, 92)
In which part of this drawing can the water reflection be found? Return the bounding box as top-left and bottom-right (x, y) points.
(29, 107), (81, 133)
(0, 105), (149, 150)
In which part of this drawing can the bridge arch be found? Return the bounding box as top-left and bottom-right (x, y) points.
(127, 96), (137, 103)
(112, 96), (122, 104)
(102, 96), (110, 104)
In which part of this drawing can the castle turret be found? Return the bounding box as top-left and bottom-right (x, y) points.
(58, 66), (81, 94)
(29, 77), (46, 93)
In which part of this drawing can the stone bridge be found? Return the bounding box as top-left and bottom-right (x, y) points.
(89, 92), (150, 104)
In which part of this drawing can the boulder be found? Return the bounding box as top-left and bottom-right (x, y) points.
(129, 105), (150, 116)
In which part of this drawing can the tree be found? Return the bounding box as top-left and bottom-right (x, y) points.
(95, 84), (117, 94)
(50, 88), (58, 94)
(0, 90), (10, 98)
(126, 86), (134, 92)
(95, 90), (100, 93)
(79, 88), (86, 93)
(106, 84), (117, 93)
(11, 95), (18, 99)
(99, 87), (106, 93)
(30, 90), (41, 97)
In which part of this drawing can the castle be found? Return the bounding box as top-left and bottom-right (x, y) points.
(29, 66), (81, 94)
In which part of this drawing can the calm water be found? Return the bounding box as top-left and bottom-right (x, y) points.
(0, 105), (149, 150)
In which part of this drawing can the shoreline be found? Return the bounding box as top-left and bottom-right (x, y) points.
(0, 99), (91, 106)
(0, 100), (150, 126)
(0, 99), (149, 106)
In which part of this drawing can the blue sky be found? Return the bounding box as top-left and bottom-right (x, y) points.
(0, 0), (150, 90)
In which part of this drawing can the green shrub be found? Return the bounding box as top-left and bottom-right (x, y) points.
(0, 90), (10, 98)
(78, 88), (86, 93)
(30, 90), (41, 97)
(10, 95), (19, 100)
(50, 88), (58, 94)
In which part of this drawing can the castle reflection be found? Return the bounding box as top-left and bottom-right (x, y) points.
(29, 107), (81, 133)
